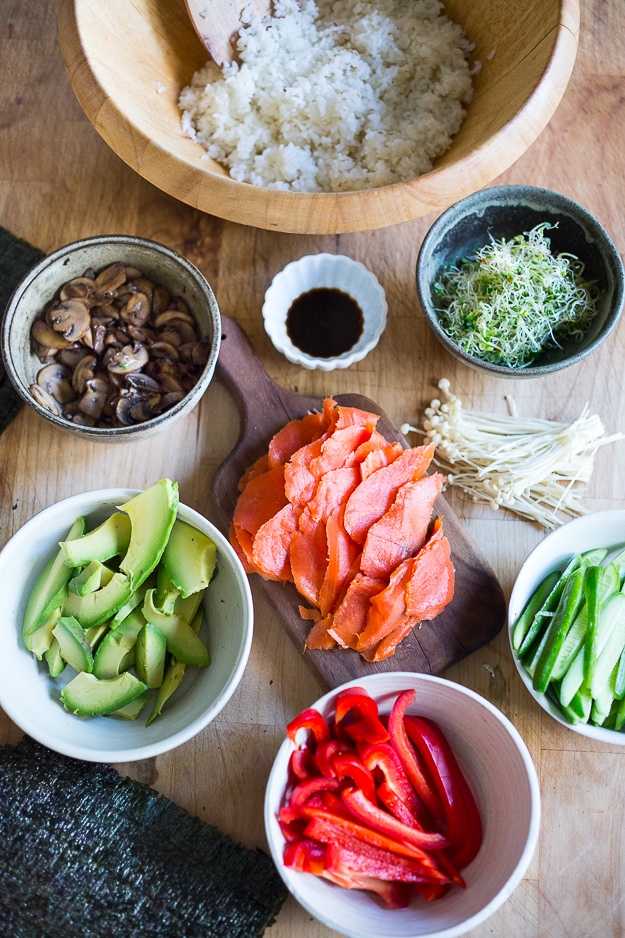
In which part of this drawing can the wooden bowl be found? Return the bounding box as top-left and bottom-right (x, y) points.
(58, 0), (580, 235)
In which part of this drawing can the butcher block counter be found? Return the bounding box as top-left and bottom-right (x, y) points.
(1, 2), (625, 936)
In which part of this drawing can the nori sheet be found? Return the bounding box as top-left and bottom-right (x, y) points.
(0, 736), (288, 937)
(0, 227), (45, 432)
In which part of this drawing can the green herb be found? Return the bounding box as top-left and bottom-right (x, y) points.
(433, 224), (601, 369)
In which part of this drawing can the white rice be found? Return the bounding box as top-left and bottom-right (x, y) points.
(179, 0), (476, 193)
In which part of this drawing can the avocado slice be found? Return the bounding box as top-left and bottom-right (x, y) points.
(108, 689), (151, 721)
(135, 622), (167, 688)
(118, 479), (179, 590)
(155, 563), (180, 614)
(143, 588), (210, 668)
(60, 671), (148, 716)
(85, 622), (109, 650)
(62, 572), (132, 628)
(92, 608), (145, 680)
(24, 607), (62, 660)
(23, 515), (86, 642)
(162, 519), (217, 598)
(61, 512), (131, 568)
(44, 637), (66, 678)
(146, 607), (203, 726)
(68, 560), (107, 596)
(52, 615), (94, 674)
(174, 588), (206, 625)
(109, 572), (156, 630)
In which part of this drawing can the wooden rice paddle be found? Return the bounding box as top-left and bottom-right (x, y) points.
(185, 0), (271, 66)
(211, 315), (506, 689)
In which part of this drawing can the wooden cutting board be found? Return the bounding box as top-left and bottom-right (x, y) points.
(211, 315), (506, 689)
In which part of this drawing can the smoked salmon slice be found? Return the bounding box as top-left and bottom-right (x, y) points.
(356, 557), (416, 651)
(360, 472), (444, 580)
(308, 467), (361, 523)
(267, 411), (328, 468)
(309, 425), (373, 478)
(405, 517), (454, 620)
(358, 441), (403, 480)
(251, 503), (299, 581)
(361, 617), (417, 662)
(343, 442), (436, 545)
(304, 613), (338, 650)
(327, 573), (386, 649)
(237, 453), (268, 491)
(284, 437), (326, 507)
(318, 505), (361, 617)
(233, 464), (289, 535)
(289, 507), (329, 608)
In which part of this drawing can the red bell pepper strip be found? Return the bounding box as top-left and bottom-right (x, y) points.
(302, 815), (448, 881)
(321, 867), (412, 908)
(404, 715), (482, 869)
(388, 689), (445, 824)
(376, 781), (422, 829)
(313, 738), (356, 777)
(416, 882), (451, 902)
(288, 745), (318, 782)
(324, 843), (449, 885)
(288, 775), (342, 810)
(286, 707), (331, 747)
(298, 804), (437, 863)
(277, 814), (307, 842)
(341, 784), (448, 851)
(334, 688), (389, 744)
(360, 742), (431, 829)
(332, 752), (377, 803)
(283, 838), (327, 874)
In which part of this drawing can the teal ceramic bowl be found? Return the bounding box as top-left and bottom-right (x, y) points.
(416, 186), (624, 378)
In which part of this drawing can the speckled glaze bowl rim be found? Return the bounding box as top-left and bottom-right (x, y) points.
(415, 185), (625, 378)
(262, 252), (388, 371)
(0, 234), (222, 439)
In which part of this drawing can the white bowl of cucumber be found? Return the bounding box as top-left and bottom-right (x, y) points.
(509, 510), (625, 743)
(0, 479), (253, 762)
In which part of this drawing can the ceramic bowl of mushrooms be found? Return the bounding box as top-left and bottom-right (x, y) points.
(1, 235), (221, 441)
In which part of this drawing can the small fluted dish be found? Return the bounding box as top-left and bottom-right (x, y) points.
(262, 253), (387, 371)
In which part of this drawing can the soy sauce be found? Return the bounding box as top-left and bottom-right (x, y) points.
(286, 288), (364, 359)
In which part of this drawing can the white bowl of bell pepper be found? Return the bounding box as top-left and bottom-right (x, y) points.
(264, 672), (540, 938)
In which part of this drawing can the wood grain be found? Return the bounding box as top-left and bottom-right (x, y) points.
(56, 0), (579, 233)
(2, 1), (625, 936)
(211, 315), (506, 687)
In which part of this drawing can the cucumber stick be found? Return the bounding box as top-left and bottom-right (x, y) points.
(533, 568), (586, 694)
(512, 571), (560, 652)
(517, 555), (583, 658)
(560, 593), (625, 707)
(590, 606), (625, 699)
(550, 562), (619, 681)
(582, 565), (604, 688)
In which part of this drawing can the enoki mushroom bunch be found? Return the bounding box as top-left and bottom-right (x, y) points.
(401, 379), (624, 529)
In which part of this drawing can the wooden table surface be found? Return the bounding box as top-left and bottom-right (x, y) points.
(1, 2), (625, 935)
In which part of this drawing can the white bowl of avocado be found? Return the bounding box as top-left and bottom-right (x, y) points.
(0, 479), (254, 762)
